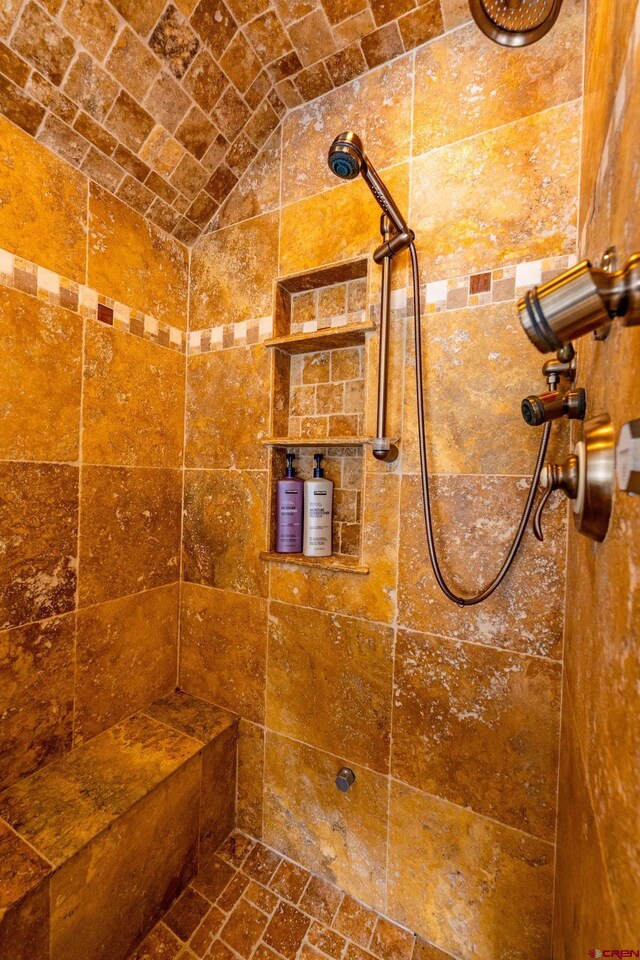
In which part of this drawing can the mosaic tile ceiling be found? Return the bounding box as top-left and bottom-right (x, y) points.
(0, 0), (447, 245)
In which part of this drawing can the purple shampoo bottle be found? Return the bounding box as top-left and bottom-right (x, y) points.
(276, 453), (304, 553)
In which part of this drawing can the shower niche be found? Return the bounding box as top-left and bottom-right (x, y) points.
(260, 257), (375, 574)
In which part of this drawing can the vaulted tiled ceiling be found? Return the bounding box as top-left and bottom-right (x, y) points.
(0, 0), (445, 244)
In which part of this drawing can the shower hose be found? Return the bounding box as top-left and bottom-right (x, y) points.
(409, 242), (552, 607)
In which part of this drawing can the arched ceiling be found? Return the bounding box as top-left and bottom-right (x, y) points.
(0, 0), (446, 244)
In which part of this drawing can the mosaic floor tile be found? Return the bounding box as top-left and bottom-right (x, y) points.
(126, 830), (428, 960)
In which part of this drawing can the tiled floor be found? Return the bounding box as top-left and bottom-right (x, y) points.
(129, 831), (427, 960)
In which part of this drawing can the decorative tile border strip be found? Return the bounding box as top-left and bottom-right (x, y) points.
(369, 254), (578, 320)
(0, 247), (186, 353)
(188, 316), (273, 356)
(290, 309), (367, 335)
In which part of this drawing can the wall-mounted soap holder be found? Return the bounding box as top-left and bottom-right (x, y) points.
(534, 413), (615, 542)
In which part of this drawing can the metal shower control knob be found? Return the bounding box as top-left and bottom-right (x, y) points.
(335, 768), (356, 792)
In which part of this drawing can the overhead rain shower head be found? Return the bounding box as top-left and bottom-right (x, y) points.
(468, 0), (563, 46)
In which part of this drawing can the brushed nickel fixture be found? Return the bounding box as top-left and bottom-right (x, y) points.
(534, 414), (615, 542)
(328, 132), (414, 462)
(328, 131), (563, 606)
(336, 767), (356, 792)
(519, 249), (640, 353)
(469, 0), (563, 47)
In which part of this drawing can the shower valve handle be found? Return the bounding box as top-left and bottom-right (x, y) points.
(533, 455), (579, 541)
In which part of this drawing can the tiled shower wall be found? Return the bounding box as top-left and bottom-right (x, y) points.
(0, 115), (187, 792)
(553, 0), (640, 951)
(181, 3), (584, 957)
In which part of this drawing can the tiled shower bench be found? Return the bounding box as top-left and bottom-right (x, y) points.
(0, 691), (238, 960)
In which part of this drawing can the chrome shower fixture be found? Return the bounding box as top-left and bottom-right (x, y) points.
(327, 132), (414, 262)
(519, 249), (640, 353)
(469, 0), (563, 46)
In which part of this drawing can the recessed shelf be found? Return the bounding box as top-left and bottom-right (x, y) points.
(263, 436), (372, 448)
(260, 551), (370, 575)
(265, 321), (375, 354)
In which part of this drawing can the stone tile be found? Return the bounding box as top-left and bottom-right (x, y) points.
(370, 918), (415, 960)
(0, 286), (82, 461)
(180, 582), (268, 722)
(392, 629), (561, 840)
(37, 114), (90, 167)
(264, 732), (387, 910)
(388, 780), (554, 960)
(199, 722), (239, 861)
(410, 101), (580, 281)
(397, 474), (566, 658)
(110, 0), (166, 35)
(129, 922), (182, 960)
(145, 73), (191, 135)
(0, 821), (50, 960)
(182, 470), (269, 598)
(219, 30), (262, 92)
(144, 690), (236, 745)
(400, 299), (572, 475)
(61, 0), (120, 60)
(189, 905), (226, 956)
(0, 712), (200, 866)
(306, 921), (346, 958)
(205, 163), (238, 204)
(217, 831), (255, 868)
(107, 25), (161, 98)
(205, 127), (279, 227)
(413, 1), (582, 156)
(294, 61), (333, 101)
(149, 4), (200, 79)
(412, 939), (453, 960)
(0, 612), (74, 792)
(217, 872), (250, 912)
(269, 860), (311, 904)
(0, 462), (78, 631)
(183, 49), (227, 113)
(0, 72), (45, 135)
(279, 164), (409, 275)
(266, 601), (393, 772)
(190, 210), (278, 329)
(361, 22), (403, 69)
(262, 901), (311, 959)
(0, 37), (29, 84)
(49, 755), (200, 960)
(164, 887), (210, 941)
(74, 585), (178, 743)
(243, 842), (283, 884)
(186, 345), (270, 469)
(78, 466), (181, 607)
(176, 105), (218, 160)
(106, 90), (155, 152)
(219, 899), (269, 954)
(0, 116), (86, 282)
(245, 880), (279, 913)
(83, 322), (185, 469)
(212, 85), (252, 143)
(238, 720), (265, 836)
(299, 875), (342, 926)
(245, 9), (293, 64)
(333, 895), (378, 946)
(88, 184), (189, 330)
(397, 1), (443, 50)
(117, 174), (155, 215)
(191, 856), (235, 902)
(74, 112), (117, 155)
(63, 53), (118, 123)
(191, 0), (237, 59)
(11, 1), (74, 85)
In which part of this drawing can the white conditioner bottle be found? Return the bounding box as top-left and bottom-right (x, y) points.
(303, 453), (334, 557)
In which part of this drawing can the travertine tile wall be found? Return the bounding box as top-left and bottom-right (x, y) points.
(553, 0), (640, 952)
(0, 116), (187, 792)
(0, 0), (459, 245)
(182, 2), (585, 956)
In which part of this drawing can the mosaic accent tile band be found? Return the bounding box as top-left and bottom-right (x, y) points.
(0, 246), (186, 352)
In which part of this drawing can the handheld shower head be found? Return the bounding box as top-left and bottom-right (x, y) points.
(327, 131), (410, 238)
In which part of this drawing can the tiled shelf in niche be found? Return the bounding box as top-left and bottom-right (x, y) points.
(263, 258), (374, 570)
(259, 551), (370, 575)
